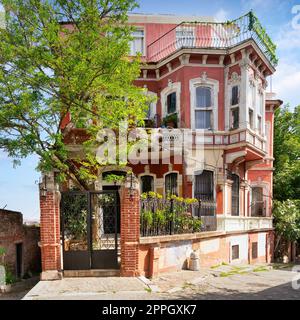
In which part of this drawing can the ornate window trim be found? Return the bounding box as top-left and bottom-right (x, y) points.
(160, 82), (181, 122)
(190, 73), (219, 130)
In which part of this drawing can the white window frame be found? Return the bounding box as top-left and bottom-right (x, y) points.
(230, 85), (240, 130)
(248, 107), (254, 130)
(190, 77), (219, 131)
(130, 28), (145, 56)
(225, 72), (241, 131)
(257, 91), (264, 136)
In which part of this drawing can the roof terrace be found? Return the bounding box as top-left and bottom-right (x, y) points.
(146, 11), (278, 67)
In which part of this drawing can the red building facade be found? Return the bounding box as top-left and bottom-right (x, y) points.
(123, 12), (282, 270)
(39, 12), (282, 279)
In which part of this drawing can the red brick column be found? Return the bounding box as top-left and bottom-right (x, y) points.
(120, 175), (140, 277)
(39, 173), (62, 280)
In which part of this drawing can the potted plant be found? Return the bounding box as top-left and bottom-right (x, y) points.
(163, 113), (178, 128)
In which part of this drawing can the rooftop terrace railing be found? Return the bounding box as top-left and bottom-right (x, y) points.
(147, 11), (278, 67)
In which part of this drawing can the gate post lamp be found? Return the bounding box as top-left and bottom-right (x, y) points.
(39, 175), (48, 198)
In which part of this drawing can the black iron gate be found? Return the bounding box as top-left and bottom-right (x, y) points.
(61, 191), (119, 270)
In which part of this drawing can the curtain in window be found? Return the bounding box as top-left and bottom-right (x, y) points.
(167, 92), (177, 114)
(195, 110), (211, 129)
(165, 173), (178, 196)
(196, 87), (211, 108)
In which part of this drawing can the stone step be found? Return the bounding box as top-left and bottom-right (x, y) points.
(63, 269), (120, 278)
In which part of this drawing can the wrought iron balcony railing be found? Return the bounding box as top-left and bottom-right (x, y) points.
(147, 11), (278, 67)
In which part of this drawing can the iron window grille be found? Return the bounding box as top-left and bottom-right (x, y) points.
(194, 170), (216, 217)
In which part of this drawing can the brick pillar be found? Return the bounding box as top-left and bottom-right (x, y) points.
(120, 174), (140, 277)
(39, 173), (62, 280)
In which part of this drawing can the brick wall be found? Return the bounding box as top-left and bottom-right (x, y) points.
(138, 230), (274, 278)
(0, 209), (40, 277)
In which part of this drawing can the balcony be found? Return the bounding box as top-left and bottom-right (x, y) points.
(147, 11), (278, 67)
(193, 128), (266, 152)
(142, 127), (267, 162)
(217, 215), (273, 232)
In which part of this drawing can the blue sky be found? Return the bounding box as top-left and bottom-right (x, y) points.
(0, 0), (299, 221)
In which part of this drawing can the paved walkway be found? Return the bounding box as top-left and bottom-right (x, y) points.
(20, 264), (300, 300)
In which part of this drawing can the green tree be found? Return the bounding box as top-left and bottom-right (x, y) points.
(274, 105), (300, 200)
(0, 0), (150, 190)
(273, 105), (300, 256)
(273, 200), (300, 257)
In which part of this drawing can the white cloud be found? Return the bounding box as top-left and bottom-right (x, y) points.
(269, 19), (300, 108)
(214, 8), (229, 22)
(272, 61), (300, 108)
(276, 23), (300, 51)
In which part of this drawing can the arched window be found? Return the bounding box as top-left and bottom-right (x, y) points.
(167, 92), (177, 114)
(141, 175), (154, 194)
(165, 173), (178, 196)
(195, 87), (212, 129)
